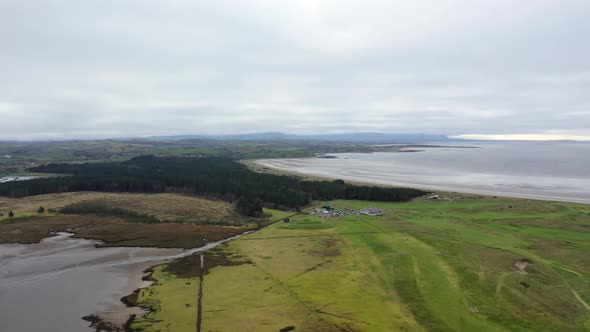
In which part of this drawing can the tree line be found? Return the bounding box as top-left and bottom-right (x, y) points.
(0, 156), (425, 216)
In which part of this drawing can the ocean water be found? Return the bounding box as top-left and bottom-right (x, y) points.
(258, 141), (590, 203)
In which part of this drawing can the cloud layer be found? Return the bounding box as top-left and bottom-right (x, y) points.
(1, 0), (589, 139)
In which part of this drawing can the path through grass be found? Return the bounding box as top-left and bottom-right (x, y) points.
(132, 196), (590, 331)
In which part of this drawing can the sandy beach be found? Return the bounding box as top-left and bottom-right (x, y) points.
(255, 143), (590, 204)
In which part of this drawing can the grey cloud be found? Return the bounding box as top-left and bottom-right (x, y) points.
(1, 0), (589, 139)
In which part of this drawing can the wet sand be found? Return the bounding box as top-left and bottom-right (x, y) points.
(0, 232), (245, 332)
(256, 147), (590, 204)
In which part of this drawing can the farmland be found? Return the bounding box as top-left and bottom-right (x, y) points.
(131, 195), (590, 331)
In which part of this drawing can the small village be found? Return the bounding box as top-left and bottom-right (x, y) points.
(310, 205), (384, 218)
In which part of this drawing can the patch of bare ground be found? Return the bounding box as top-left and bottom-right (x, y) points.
(513, 258), (534, 274)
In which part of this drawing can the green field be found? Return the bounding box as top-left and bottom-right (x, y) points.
(130, 195), (590, 331)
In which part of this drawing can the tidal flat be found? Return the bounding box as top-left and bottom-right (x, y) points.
(0, 230), (251, 332)
(0, 192), (264, 332)
(256, 141), (590, 204)
(0, 232), (183, 332)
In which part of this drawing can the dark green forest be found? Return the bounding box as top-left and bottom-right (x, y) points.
(0, 156), (425, 216)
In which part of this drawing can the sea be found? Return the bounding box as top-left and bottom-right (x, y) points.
(257, 141), (590, 204)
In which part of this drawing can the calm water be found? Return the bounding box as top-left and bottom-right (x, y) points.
(0, 232), (246, 332)
(258, 141), (590, 203)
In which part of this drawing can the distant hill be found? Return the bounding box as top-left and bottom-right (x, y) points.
(146, 132), (292, 141)
(302, 133), (451, 143)
(148, 132), (452, 143)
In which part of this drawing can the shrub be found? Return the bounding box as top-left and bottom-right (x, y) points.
(60, 201), (160, 224)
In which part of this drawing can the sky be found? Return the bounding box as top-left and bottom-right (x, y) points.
(1, 0), (589, 140)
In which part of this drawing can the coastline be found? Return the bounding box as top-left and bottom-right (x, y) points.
(87, 230), (255, 331)
(0, 230), (254, 332)
(253, 157), (590, 205)
(83, 261), (158, 332)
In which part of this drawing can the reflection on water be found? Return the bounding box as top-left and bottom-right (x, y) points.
(0, 232), (244, 332)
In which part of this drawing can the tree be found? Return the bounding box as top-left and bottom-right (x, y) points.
(0, 156), (426, 212)
(236, 196), (264, 217)
(38, 206), (45, 214)
(8, 210), (14, 218)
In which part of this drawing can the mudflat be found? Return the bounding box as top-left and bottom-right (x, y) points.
(0, 233), (183, 332)
(0, 192), (269, 331)
(256, 142), (590, 204)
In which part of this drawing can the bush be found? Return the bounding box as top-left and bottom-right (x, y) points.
(60, 201), (160, 224)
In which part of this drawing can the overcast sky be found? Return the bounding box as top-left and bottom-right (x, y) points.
(1, 0), (589, 140)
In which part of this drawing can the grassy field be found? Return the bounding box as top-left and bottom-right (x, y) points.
(131, 195), (590, 331)
(0, 192), (259, 225)
(0, 192), (274, 247)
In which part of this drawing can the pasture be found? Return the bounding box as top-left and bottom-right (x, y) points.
(134, 195), (590, 331)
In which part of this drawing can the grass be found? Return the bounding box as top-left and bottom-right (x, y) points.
(131, 196), (590, 331)
(60, 201), (161, 224)
(0, 192), (274, 247)
(0, 192), (258, 225)
(130, 265), (200, 332)
(263, 208), (299, 222)
(0, 214), (248, 248)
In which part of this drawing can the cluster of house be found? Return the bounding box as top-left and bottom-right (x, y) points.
(359, 208), (385, 216)
(311, 206), (384, 218)
(428, 193), (464, 201)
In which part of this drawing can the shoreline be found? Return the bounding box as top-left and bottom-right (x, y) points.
(86, 229), (255, 331)
(253, 158), (590, 205)
(83, 263), (155, 332)
(0, 232), (182, 332)
(0, 230), (255, 332)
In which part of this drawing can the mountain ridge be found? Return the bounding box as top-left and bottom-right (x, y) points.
(147, 132), (453, 143)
